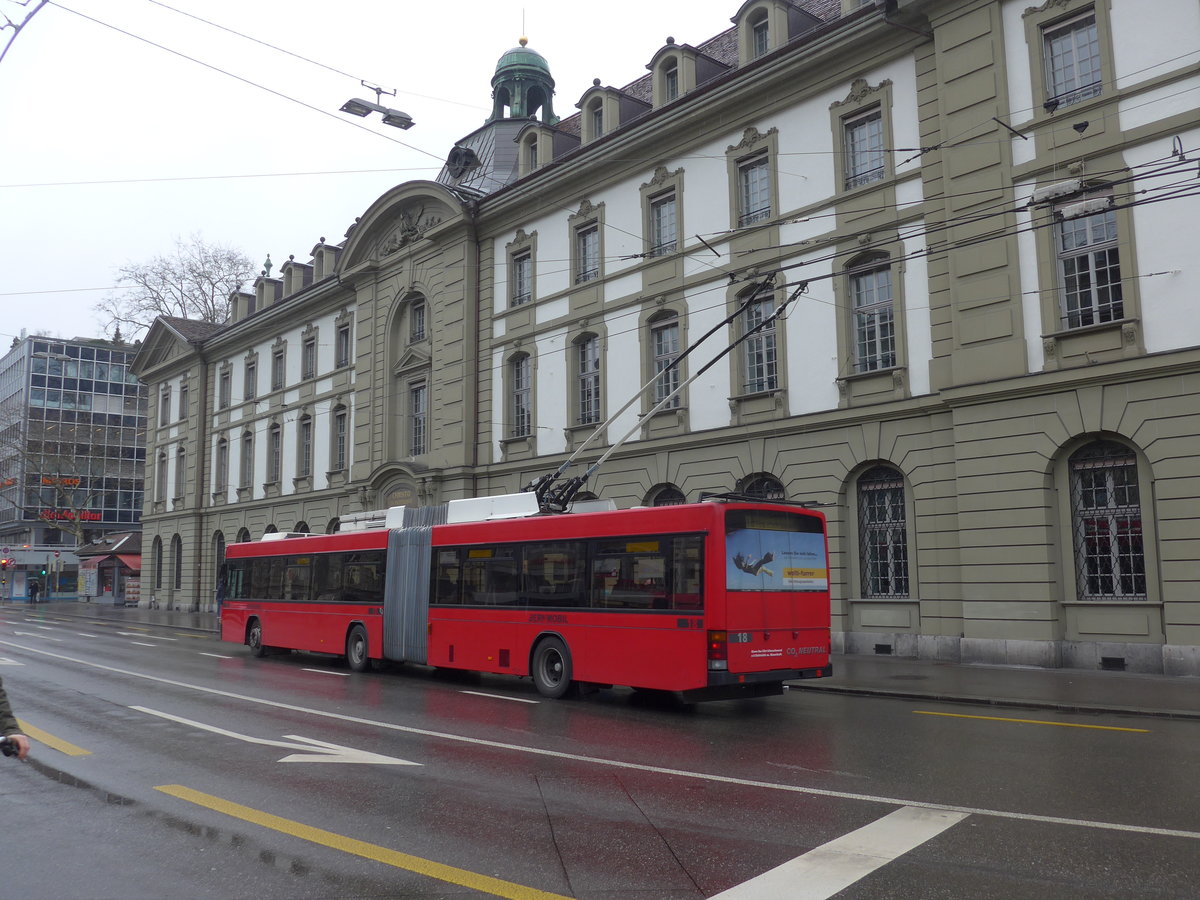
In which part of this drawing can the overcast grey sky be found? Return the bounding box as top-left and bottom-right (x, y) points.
(0, 0), (741, 343)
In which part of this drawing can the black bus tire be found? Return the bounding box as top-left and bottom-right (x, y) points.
(247, 619), (268, 658)
(532, 636), (574, 699)
(346, 625), (372, 673)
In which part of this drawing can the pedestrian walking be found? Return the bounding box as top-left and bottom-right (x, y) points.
(0, 675), (30, 760)
(28, 580), (39, 604)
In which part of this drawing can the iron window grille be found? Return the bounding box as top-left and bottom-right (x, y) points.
(1069, 441), (1146, 600)
(740, 475), (785, 501)
(858, 465), (910, 598)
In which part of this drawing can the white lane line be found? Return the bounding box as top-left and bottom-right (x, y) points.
(0, 657), (23, 666)
(302, 668), (351, 677)
(130, 641), (158, 647)
(712, 806), (968, 899)
(2, 638), (1197, 843)
(199, 652), (234, 659)
(459, 690), (539, 704)
(76, 633), (99, 637)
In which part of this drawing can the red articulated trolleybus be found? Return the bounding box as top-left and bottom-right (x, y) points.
(220, 492), (832, 701)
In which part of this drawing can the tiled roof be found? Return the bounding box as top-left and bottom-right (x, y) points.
(161, 316), (225, 342)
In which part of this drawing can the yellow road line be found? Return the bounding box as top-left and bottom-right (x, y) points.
(913, 710), (1149, 733)
(16, 719), (92, 755)
(156, 784), (573, 900)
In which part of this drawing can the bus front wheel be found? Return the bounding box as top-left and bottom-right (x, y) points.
(247, 619), (268, 658)
(346, 625), (372, 673)
(532, 637), (574, 699)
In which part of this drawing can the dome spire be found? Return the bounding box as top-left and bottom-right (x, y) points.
(488, 37), (558, 124)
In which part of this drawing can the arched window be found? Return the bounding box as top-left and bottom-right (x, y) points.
(294, 521), (309, 534)
(153, 536), (163, 590)
(170, 534), (183, 591)
(858, 465), (909, 599)
(648, 484), (686, 506)
(326, 518), (340, 535)
(1069, 440), (1146, 600)
(236, 527), (251, 543)
(739, 473), (785, 501)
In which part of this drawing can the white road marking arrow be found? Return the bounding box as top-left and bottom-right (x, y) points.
(131, 706), (421, 766)
(0, 657), (23, 666)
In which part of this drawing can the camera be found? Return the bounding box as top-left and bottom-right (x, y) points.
(0, 737), (16, 757)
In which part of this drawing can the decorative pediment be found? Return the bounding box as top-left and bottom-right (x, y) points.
(643, 166), (684, 189)
(1023, 0), (1073, 18)
(727, 126), (777, 153)
(392, 346), (432, 377)
(832, 78), (892, 109)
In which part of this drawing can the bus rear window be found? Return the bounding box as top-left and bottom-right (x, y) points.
(725, 510), (827, 592)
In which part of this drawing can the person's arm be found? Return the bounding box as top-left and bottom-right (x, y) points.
(0, 676), (30, 760)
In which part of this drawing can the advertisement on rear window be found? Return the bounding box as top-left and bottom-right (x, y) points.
(726, 518), (828, 592)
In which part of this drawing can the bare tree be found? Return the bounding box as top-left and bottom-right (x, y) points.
(98, 234), (255, 338)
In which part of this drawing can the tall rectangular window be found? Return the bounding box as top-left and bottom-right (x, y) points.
(298, 418), (312, 477)
(336, 324), (351, 367)
(510, 355), (531, 438)
(1057, 200), (1121, 329)
(649, 192), (677, 257)
(512, 252), (532, 306)
(738, 155), (770, 226)
(244, 361), (256, 400)
(651, 316), (681, 408)
(663, 64), (678, 102)
(178, 384), (188, 421)
(174, 447), (186, 498)
(410, 300), (426, 342)
(268, 425), (282, 482)
(302, 338), (317, 379)
(752, 17), (769, 58)
(576, 225), (599, 283)
(844, 108), (885, 189)
(1044, 11), (1101, 108)
(333, 410), (347, 471)
(410, 383), (427, 455)
(851, 263), (896, 372)
(271, 350), (285, 391)
(159, 389), (170, 424)
(218, 371), (231, 409)
(240, 433), (254, 487)
(742, 297), (777, 393)
(576, 337), (601, 426)
(215, 439), (229, 492)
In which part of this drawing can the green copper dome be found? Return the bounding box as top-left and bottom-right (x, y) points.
(494, 37), (551, 78)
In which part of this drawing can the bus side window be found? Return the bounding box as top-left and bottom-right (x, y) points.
(670, 535), (705, 610)
(523, 541), (586, 608)
(434, 549), (463, 604)
(314, 553), (343, 603)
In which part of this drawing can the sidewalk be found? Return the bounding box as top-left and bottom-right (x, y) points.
(7, 600), (1198, 720)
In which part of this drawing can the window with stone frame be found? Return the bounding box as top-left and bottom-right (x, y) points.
(331, 407), (348, 472)
(649, 485), (686, 506)
(850, 257), (897, 372)
(650, 313), (681, 409)
(857, 465), (909, 599)
(297, 416), (313, 477)
(1055, 192), (1122, 329)
(218, 370), (231, 409)
(409, 382), (428, 456)
(575, 335), (601, 426)
(302, 336), (317, 380)
(750, 12), (770, 58)
(267, 424), (282, 483)
(409, 298), (426, 343)
(512, 250), (533, 306)
(174, 446), (185, 499)
(159, 387), (170, 424)
(155, 451), (167, 502)
(741, 292), (778, 394)
(509, 353), (532, 438)
(215, 436), (229, 492)
(1043, 9), (1102, 109)
(843, 107), (886, 190)
(575, 223), (600, 283)
(239, 432), (254, 487)
(649, 191), (677, 257)
(271, 348), (285, 391)
(739, 473), (785, 501)
(178, 383), (188, 421)
(336, 323), (352, 368)
(244, 359), (257, 401)
(737, 154), (771, 227)
(1069, 440), (1146, 600)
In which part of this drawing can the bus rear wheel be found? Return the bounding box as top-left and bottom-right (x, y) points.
(532, 637), (574, 699)
(247, 619), (268, 658)
(346, 625), (372, 673)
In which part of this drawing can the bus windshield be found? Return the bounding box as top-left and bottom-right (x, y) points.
(724, 509), (828, 592)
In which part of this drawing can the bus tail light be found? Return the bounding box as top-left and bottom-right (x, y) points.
(707, 630), (728, 670)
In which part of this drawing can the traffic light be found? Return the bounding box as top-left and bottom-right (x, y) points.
(39, 567), (46, 576)
(0, 559), (7, 570)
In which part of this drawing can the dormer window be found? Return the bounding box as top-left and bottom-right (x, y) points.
(663, 61), (679, 102)
(589, 100), (603, 139)
(751, 14), (770, 58)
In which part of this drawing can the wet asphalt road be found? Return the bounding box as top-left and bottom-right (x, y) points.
(1, 609), (1197, 899)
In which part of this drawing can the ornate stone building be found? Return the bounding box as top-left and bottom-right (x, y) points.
(134, 0), (1200, 675)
